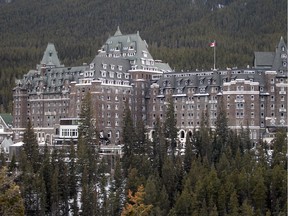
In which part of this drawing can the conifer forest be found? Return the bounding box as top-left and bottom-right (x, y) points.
(0, 0), (287, 215)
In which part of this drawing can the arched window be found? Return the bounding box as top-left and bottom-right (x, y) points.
(180, 130), (185, 139)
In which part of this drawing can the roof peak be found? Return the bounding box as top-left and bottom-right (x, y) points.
(114, 26), (122, 36)
(41, 43), (61, 67)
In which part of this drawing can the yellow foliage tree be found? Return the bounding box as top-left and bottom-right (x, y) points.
(121, 185), (153, 216)
(0, 167), (25, 216)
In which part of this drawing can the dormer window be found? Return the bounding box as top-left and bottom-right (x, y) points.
(103, 64), (107, 69)
(118, 65), (123, 71)
(101, 71), (106, 77)
(111, 65), (115, 70)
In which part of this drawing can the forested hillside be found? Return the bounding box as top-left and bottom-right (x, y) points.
(0, 0), (286, 112)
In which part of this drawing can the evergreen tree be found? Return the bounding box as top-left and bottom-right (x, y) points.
(161, 157), (177, 207)
(108, 156), (124, 216)
(184, 130), (193, 173)
(78, 92), (99, 184)
(122, 101), (136, 176)
(213, 98), (229, 163)
(150, 117), (167, 176)
(22, 119), (39, 172)
(164, 97), (178, 159)
(39, 143), (52, 214)
(68, 142), (79, 215)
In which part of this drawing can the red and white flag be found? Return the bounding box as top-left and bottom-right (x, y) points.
(209, 41), (216, 47)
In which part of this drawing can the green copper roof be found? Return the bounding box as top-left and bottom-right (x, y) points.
(41, 43), (62, 67)
(0, 113), (13, 127)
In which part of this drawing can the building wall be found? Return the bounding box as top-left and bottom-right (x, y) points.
(12, 32), (288, 146)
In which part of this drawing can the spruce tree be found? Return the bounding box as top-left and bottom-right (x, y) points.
(164, 97), (178, 159)
(213, 97), (229, 163)
(22, 119), (39, 172)
(184, 130), (193, 173)
(122, 101), (136, 177)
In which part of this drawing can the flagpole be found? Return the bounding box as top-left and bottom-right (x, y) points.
(213, 40), (216, 70)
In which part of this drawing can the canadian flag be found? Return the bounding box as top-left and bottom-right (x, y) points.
(209, 41), (216, 47)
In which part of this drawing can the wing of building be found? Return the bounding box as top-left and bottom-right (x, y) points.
(13, 28), (287, 147)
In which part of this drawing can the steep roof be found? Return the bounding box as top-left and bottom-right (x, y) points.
(41, 43), (62, 67)
(97, 27), (172, 73)
(0, 113), (13, 127)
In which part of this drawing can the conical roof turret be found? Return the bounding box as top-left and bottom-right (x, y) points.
(40, 43), (61, 67)
(114, 26), (122, 36)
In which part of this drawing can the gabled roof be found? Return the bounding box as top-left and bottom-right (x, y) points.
(0, 113), (13, 128)
(41, 43), (62, 67)
(1, 137), (13, 149)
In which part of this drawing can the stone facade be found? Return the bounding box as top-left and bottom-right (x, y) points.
(12, 29), (287, 145)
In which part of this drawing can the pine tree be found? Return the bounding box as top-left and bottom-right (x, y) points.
(164, 97), (178, 159)
(78, 92), (99, 184)
(184, 130), (193, 173)
(22, 119), (39, 172)
(107, 156), (124, 216)
(122, 101), (136, 176)
(213, 97), (228, 163)
(161, 157), (177, 207)
(150, 117), (167, 176)
(40, 143), (52, 214)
